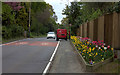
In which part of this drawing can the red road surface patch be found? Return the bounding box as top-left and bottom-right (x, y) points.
(29, 41), (57, 47)
(5, 41), (29, 46)
(4, 41), (57, 47)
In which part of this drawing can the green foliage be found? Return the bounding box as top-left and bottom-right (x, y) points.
(31, 2), (47, 13)
(2, 25), (24, 39)
(2, 2), (57, 40)
(2, 2), (26, 39)
(2, 3), (15, 26)
(2, 26), (11, 39)
(115, 2), (120, 13)
(16, 7), (29, 31)
(106, 2), (120, 13)
(30, 2), (57, 36)
(62, 2), (118, 35)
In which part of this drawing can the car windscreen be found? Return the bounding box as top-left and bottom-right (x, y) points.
(48, 32), (55, 34)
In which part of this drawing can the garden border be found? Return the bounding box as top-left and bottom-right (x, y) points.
(70, 40), (114, 72)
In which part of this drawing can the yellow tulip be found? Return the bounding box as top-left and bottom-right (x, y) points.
(111, 48), (113, 50)
(89, 54), (92, 56)
(96, 53), (98, 55)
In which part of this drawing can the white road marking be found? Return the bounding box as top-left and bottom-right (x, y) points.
(42, 41), (60, 75)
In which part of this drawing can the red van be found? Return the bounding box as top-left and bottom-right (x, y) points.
(56, 29), (67, 41)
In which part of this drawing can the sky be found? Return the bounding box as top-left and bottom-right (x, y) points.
(45, 0), (71, 24)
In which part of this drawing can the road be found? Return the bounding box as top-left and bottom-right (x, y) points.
(2, 37), (58, 73)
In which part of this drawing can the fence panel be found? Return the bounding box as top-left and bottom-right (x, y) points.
(112, 12), (120, 49)
(76, 12), (120, 49)
(89, 20), (94, 41)
(104, 13), (113, 46)
(93, 18), (98, 41)
(98, 16), (104, 41)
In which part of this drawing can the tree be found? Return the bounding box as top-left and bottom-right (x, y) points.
(4, 2), (24, 11)
(2, 3), (15, 26)
(2, 2), (58, 39)
(62, 2), (117, 35)
(2, 2), (26, 39)
(30, 2), (57, 36)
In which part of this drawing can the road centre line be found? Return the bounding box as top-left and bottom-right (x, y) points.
(42, 41), (60, 75)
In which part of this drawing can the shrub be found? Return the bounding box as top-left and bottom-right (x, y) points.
(2, 25), (24, 39)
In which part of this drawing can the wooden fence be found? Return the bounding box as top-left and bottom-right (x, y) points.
(77, 12), (120, 50)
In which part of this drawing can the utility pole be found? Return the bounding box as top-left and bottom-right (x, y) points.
(28, 2), (31, 37)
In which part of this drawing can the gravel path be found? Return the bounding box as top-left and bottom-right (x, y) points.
(49, 40), (84, 73)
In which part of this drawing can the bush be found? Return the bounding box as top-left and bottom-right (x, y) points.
(2, 25), (24, 39)
(2, 26), (12, 39)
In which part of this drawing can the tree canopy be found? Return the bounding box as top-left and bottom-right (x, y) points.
(62, 2), (120, 35)
(2, 2), (57, 39)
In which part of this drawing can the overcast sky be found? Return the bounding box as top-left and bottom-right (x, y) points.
(45, 0), (71, 24)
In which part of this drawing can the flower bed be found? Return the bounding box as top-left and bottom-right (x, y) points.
(70, 36), (114, 72)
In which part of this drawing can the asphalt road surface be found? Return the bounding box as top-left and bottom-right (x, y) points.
(2, 37), (58, 73)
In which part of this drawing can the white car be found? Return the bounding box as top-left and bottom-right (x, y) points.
(47, 32), (56, 39)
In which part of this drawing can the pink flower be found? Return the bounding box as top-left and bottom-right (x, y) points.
(96, 45), (98, 48)
(102, 45), (104, 48)
(107, 45), (110, 49)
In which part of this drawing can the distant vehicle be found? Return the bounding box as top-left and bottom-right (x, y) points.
(47, 32), (56, 39)
(56, 29), (67, 41)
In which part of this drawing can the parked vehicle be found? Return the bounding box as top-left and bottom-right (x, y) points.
(56, 29), (67, 41)
(47, 32), (56, 39)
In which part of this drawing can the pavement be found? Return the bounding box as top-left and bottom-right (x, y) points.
(49, 39), (84, 73)
(2, 37), (58, 73)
